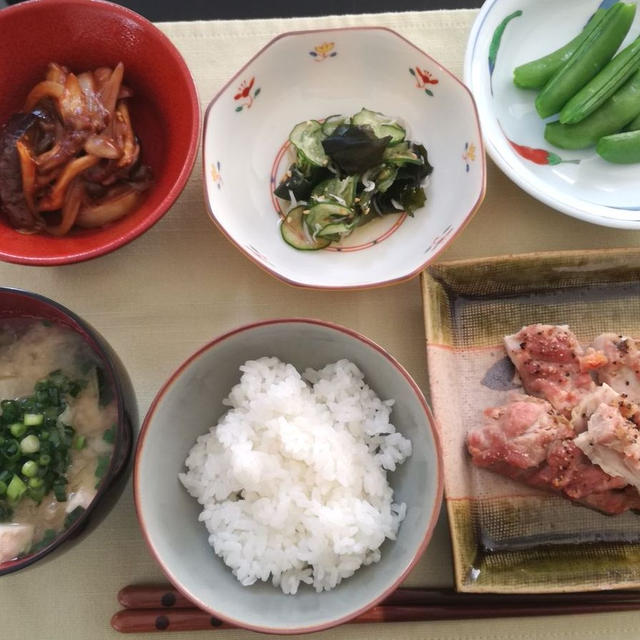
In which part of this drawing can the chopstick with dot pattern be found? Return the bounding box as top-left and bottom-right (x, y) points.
(111, 584), (640, 633)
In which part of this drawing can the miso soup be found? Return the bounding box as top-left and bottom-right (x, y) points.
(0, 319), (116, 562)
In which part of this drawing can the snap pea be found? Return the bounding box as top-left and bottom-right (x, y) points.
(560, 34), (640, 124)
(545, 68), (640, 149)
(535, 2), (635, 119)
(625, 111), (640, 130)
(596, 129), (640, 162)
(513, 8), (607, 90)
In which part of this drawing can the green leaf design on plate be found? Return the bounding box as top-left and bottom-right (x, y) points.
(547, 152), (564, 166)
(235, 106), (243, 112)
(425, 89), (433, 97)
(489, 10), (523, 77)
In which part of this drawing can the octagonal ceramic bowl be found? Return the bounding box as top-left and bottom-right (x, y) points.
(465, 0), (640, 229)
(203, 27), (485, 290)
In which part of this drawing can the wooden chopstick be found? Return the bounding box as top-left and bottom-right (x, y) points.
(111, 602), (640, 633)
(112, 584), (640, 633)
(117, 583), (640, 611)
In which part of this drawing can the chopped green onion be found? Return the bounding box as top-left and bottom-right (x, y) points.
(95, 454), (110, 482)
(9, 422), (26, 438)
(23, 413), (43, 427)
(0, 370), (88, 513)
(19, 434), (40, 454)
(53, 481), (67, 502)
(28, 485), (46, 502)
(1, 400), (19, 423)
(21, 460), (39, 478)
(64, 506), (85, 528)
(1, 438), (20, 462)
(6, 474), (27, 502)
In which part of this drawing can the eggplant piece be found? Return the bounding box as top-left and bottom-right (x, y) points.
(0, 113), (44, 230)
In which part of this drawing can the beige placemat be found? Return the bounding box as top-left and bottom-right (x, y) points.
(2, 8), (640, 640)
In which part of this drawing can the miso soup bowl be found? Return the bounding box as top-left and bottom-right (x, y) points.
(134, 318), (443, 634)
(0, 287), (136, 576)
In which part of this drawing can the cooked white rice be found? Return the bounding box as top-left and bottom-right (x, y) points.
(179, 357), (411, 595)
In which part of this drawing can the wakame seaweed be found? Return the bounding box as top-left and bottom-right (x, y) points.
(274, 109), (433, 251)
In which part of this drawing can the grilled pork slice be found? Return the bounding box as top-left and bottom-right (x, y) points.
(593, 333), (640, 402)
(468, 395), (573, 470)
(575, 401), (640, 493)
(468, 395), (640, 515)
(504, 324), (606, 416)
(570, 383), (623, 433)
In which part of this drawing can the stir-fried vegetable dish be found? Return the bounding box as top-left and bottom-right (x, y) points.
(274, 109), (433, 250)
(0, 62), (152, 236)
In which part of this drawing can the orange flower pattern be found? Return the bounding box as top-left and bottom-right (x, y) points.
(309, 42), (338, 61)
(211, 161), (222, 189)
(463, 142), (476, 172)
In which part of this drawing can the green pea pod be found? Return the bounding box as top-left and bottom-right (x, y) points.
(596, 129), (640, 162)
(535, 2), (635, 119)
(545, 68), (640, 149)
(513, 8), (607, 90)
(560, 34), (640, 124)
(625, 111), (640, 130)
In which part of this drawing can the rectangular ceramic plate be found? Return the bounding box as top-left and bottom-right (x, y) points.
(422, 248), (640, 593)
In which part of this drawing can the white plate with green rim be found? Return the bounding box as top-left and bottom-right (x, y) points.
(465, 0), (640, 229)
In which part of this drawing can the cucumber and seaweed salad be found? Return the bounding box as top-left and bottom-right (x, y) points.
(274, 108), (433, 250)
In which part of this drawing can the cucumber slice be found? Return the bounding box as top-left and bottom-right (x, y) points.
(351, 108), (405, 144)
(375, 165), (398, 193)
(289, 120), (328, 167)
(356, 190), (373, 216)
(311, 176), (358, 206)
(321, 115), (347, 136)
(383, 142), (423, 166)
(317, 221), (354, 238)
(280, 205), (330, 250)
(305, 202), (353, 236)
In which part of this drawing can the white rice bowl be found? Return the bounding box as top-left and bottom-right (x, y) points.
(179, 357), (412, 595)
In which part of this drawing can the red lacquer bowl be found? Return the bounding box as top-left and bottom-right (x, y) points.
(0, 0), (200, 265)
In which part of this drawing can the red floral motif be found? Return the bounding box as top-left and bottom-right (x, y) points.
(233, 77), (260, 111)
(414, 67), (439, 87)
(234, 77), (254, 100)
